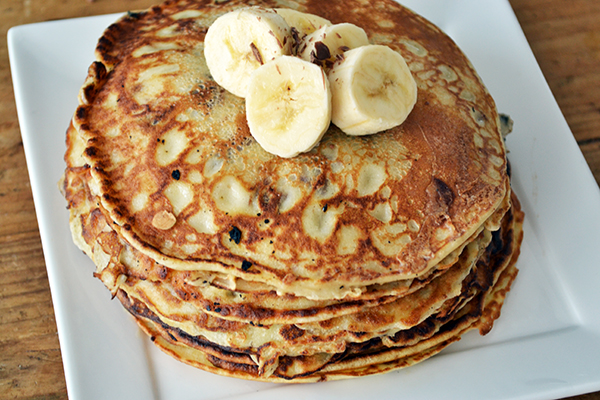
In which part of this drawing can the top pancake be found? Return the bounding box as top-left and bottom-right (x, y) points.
(72, 0), (509, 299)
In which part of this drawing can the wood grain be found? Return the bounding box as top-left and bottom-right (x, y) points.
(509, 0), (600, 188)
(0, 0), (598, 399)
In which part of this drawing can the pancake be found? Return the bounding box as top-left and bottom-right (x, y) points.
(61, 0), (524, 383)
(62, 150), (486, 337)
(63, 123), (495, 327)
(116, 205), (521, 381)
(62, 123), (524, 378)
(72, 0), (510, 300)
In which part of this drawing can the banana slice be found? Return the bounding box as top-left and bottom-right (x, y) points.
(246, 56), (332, 158)
(274, 8), (331, 36)
(328, 45), (417, 136)
(299, 23), (369, 69)
(204, 7), (292, 98)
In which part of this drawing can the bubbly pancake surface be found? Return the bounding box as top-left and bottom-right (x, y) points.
(63, 145), (523, 379)
(73, 0), (509, 299)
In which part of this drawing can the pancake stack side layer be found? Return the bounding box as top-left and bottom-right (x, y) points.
(61, 0), (525, 382)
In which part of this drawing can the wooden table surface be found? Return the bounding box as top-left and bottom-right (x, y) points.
(1, 0), (599, 399)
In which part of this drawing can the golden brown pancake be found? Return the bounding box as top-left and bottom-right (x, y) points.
(61, 0), (524, 382)
(62, 121), (523, 379)
(115, 205), (521, 382)
(63, 137), (492, 328)
(61, 153), (489, 362)
(72, 0), (510, 300)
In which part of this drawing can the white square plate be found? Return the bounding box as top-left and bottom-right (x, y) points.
(8, 1), (600, 399)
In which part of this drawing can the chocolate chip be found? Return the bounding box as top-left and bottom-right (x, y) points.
(241, 260), (252, 271)
(291, 27), (300, 42)
(314, 42), (331, 60)
(171, 169), (181, 180)
(127, 10), (144, 19)
(229, 226), (242, 244)
(434, 178), (454, 207)
(249, 42), (263, 65)
(290, 27), (302, 55)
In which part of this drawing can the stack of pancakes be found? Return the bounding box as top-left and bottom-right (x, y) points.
(61, 0), (524, 382)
